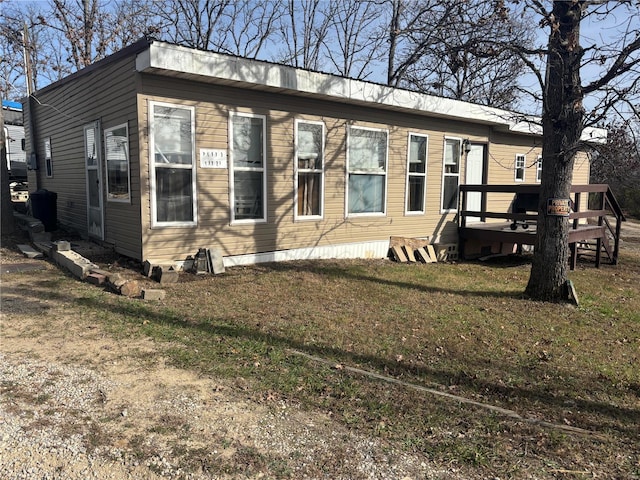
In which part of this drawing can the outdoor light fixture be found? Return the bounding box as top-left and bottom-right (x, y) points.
(463, 138), (472, 153)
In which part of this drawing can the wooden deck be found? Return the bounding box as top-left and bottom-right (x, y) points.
(457, 184), (625, 269)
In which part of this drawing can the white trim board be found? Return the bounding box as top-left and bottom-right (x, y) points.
(136, 41), (606, 142)
(223, 240), (390, 267)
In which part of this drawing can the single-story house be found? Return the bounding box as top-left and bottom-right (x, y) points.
(24, 37), (603, 267)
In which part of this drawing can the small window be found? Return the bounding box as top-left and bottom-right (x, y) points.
(515, 154), (525, 182)
(295, 120), (324, 219)
(536, 155), (543, 182)
(406, 133), (428, 214)
(347, 126), (388, 216)
(149, 101), (197, 226)
(441, 137), (461, 212)
(104, 123), (130, 202)
(230, 112), (266, 223)
(44, 137), (53, 178)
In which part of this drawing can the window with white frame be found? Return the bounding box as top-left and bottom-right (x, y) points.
(347, 126), (388, 215)
(441, 137), (461, 211)
(230, 113), (266, 222)
(295, 120), (324, 218)
(406, 133), (428, 213)
(149, 102), (196, 226)
(536, 155), (543, 182)
(515, 154), (526, 181)
(104, 123), (130, 202)
(44, 137), (53, 177)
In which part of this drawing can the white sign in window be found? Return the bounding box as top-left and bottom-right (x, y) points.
(200, 149), (228, 169)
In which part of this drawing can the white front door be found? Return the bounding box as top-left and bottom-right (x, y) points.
(84, 121), (104, 239)
(465, 143), (485, 223)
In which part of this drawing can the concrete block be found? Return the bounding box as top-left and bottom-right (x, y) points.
(86, 273), (106, 285)
(14, 212), (45, 233)
(143, 260), (154, 277)
(142, 289), (166, 301)
(53, 250), (99, 279)
(17, 244), (44, 259)
(53, 240), (71, 252)
(156, 265), (179, 284)
(33, 241), (54, 257)
(207, 248), (225, 274)
(90, 268), (110, 277)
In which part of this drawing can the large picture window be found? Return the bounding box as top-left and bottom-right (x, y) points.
(295, 120), (324, 219)
(150, 102), (196, 226)
(230, 113), (266, 222)
(104, 123), (130, 202)
(406, 133), (428, 214)
(441, 137), (461, 212)
(347, 126), (388, 215)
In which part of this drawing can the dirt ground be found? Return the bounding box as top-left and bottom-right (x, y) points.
(0, 235), (449, 479)
(1, 218), (638, 479)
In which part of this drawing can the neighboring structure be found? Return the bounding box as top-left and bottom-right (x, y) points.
(24, 38), (603, 267)
(3, 100), (27, 182)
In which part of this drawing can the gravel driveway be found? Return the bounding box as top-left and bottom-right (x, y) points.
(0, 250), (450, 480)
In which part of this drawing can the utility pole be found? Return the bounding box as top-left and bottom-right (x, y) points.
(22, 23), (35, 96)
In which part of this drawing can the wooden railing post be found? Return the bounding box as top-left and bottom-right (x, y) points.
(573, 192), (581, 230)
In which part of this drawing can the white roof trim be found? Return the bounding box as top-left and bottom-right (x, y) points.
(135, 41), (606, 143)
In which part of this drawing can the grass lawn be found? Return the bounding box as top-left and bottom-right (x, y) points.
(6, 233), (639, 478)
(67, 240), (638, 478)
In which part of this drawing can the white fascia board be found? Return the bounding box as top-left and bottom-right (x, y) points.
(137, 42), (517, 128)
(581, 126), (607, 144)
(136, 41), (608, 143)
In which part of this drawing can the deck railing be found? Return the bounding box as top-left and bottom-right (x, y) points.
(458, 184), (626, 266)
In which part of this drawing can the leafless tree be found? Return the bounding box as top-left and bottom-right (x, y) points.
(324, 0), (386, 80)
(1, 0), (160, 98)
(590, 121), (640, 217)
(0, 20), (25, 99)
(220, 0), (283, 58)
(518, 0), (640, 301)
(386, 0), (535, 110)
(276, 0), (332, 70)
(154, 0), (231, 51)
(46, 0), (122, 69)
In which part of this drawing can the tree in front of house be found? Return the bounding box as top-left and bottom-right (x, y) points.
(521, 0), (640, 301)
(387, 0), (536, 110)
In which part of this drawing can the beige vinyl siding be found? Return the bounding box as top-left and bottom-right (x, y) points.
(137, 76), (493, 262)
(26, 53), (142, 258)
(572, 151), (591, 213)
(483, 131), (543, 218)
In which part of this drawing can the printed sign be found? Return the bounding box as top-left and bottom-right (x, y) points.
(547, 198), (571, 216)
(200, 149), (228, 169)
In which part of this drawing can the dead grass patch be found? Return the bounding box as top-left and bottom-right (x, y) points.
(2, 231), (639, 478)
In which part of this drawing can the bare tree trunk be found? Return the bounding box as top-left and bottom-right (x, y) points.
(387, 0), (401, 86)
(525, 1), (585, 301)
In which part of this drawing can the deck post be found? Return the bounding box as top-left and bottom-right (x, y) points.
(458, 188), (466, 259)
(613, 219), (621, 264)
(572, 192), (580, 230)
(570, 242), (577, 270)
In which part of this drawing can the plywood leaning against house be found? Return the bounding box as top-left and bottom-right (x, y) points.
(389, 236), (438, 263)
